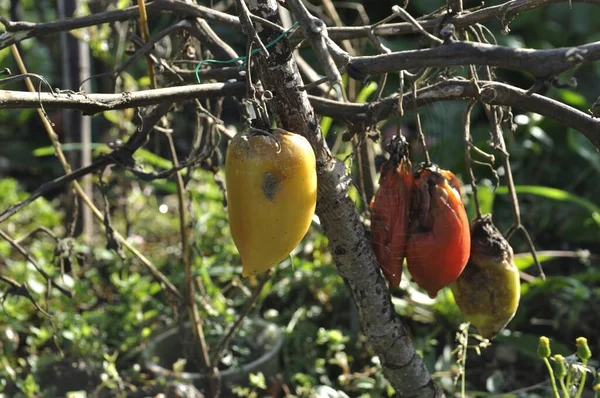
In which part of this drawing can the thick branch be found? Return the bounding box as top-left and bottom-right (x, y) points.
(309, 79), (600, 149)
(342, 40), (600, 79)
(320, 0), (598, 40)
(2, 79), (598, 149)
(0, 82), (245, 114)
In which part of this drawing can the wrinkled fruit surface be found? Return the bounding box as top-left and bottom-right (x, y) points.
(225, 128), (317, 277)
(451, 214), (520, 339)
(370, 136), (413, 287)
(406, 165), (471, 298)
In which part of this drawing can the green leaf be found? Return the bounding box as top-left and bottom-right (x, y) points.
(528, 126), (553, 147)
(559, 89), (588, 108)
(33, 143), (106, 157)
(496, 332), (570, 360)
(513, 251), (575, 271)
(495, 185), (600, 227)
(567, 129), (600, 173)
(320, 116), (333, 138)
(476, 184), (496, 215)
(133, 148), (172, 169)
(356, 81), (378, 104)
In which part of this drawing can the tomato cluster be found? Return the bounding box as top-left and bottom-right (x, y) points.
(371, 136), (520, 337)
(370, 137), (470, 298)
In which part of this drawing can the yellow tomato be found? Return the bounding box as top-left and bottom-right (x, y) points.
(225, 128), (317, 277)
(451, 215), (520, 339)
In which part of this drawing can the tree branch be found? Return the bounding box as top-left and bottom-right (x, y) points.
(1, 0), (592, 51)
(2, 79), (598, 149)
(0, 82), (245, 113)
(318, 0), (598, 40)
(340, 40), (600, 79)
(0, 228), (72, 298)
(308, 79), (600, 150)
(0, 0), (239, 51)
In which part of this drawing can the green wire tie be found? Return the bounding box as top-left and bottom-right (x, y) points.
(195, 21), (300, 84)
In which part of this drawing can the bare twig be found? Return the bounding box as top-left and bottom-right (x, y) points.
(341, 40), (600, 80)
(0, 82), (246, 113)
(210, 272), (272, 368)
(165, 127), (215, 393)
(0, 228), (72, 298)
(308, 80), (600, 150)
(447, 0), (464, 13)
(0, 47), (182, 299)
(1, 0), (595, 50)
(321, 0), (356, 56)
(0, 274), (52, 319)
(391, 5), (443, 45)
(234, 0), (269, 56)
(463, 100), (481, 219)
(321, 0), (598, 40)
(412, 81), (431, 165)
(136, 0), (157, 87)
(286, 0), (342, 86)
(15, 227), (58, 245)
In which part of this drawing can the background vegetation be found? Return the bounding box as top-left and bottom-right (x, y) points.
(0, 0), (599, 397)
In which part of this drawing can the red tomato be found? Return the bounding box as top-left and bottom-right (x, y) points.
(370, 137), (413, 288)
(406, 165), (471, 298)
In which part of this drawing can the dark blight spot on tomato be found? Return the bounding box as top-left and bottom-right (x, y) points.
(262, 172), (281, 201)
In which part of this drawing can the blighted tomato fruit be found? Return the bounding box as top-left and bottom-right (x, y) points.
(225, 128), (317, 277)
(451, 214), (520, 339)
(370, 135), (413, 288)
(406, 165), (471, 298)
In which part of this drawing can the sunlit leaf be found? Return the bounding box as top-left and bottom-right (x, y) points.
(495, 185), (600, 227)
(33, 143), (106, 157)
(559, 89), (588, 108)
(567, 129), (600, 173)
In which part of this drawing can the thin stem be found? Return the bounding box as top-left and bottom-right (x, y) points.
(0, 274), (52, 318)
(461, 343), (467, 398)
(575, 359), (589, 398)
(164, 131), (216, 396)
(0, 228), (71, 298)
(136, 3), (215, 394)
(463, 99), (482, 219)
(210, 272), (272, 369)
(566, 367), (573, 396)
(412, 81), (430, 165)
(559, 374), (569, 398)
(391, 5), (443, 44)
(8, 44), (182, 301)
(137, 0), (157, 87)
(544, 358), (561, 398)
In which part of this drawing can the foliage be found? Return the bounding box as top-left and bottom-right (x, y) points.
(1, 0), (600, 397)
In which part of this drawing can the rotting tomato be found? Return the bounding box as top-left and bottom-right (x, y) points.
(451, 214), (520, 339)
(406, 164), (471, 298)
(225, 128), (317, 277)
(369, 135), (413, 288)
